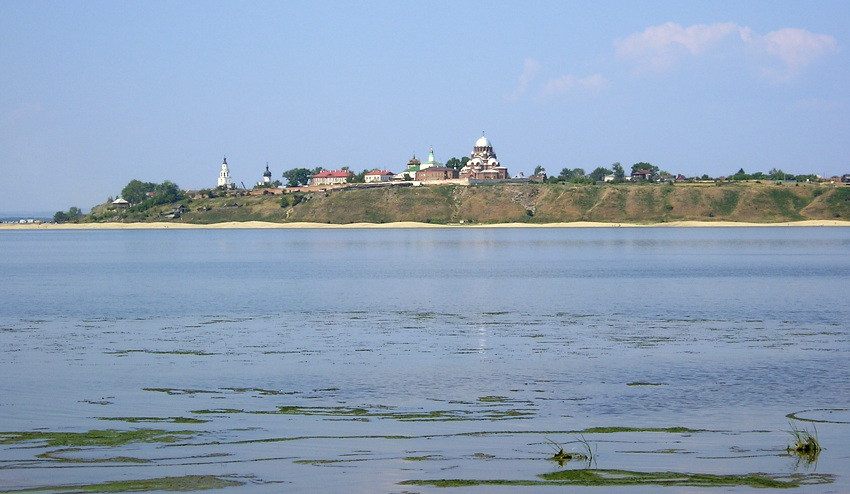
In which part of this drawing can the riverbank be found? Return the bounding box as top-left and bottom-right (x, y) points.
(3, 219), (850, 230)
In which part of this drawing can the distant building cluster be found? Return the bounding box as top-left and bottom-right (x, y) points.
(208, 134), (511, 190)
(207, 135), (850, 192)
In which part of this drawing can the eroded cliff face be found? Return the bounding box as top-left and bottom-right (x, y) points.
(279, 183), (850, 224)
(111, 182), (849, 225)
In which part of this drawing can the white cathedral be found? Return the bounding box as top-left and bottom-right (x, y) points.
(459, 134), (509, 180)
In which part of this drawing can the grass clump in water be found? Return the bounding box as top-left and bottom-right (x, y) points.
(787, 422), (821, 460)
(546, 437), (593, 466)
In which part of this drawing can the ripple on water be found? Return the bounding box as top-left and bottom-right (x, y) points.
(787, 409), (850, 424)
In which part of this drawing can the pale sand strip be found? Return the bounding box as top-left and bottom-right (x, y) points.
(2, 219), (849, 230)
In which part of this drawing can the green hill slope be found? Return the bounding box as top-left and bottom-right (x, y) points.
(89, 182), (850, 225)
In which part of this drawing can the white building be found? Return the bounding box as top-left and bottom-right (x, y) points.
(365, 170), (395, 183)
(459, 134), (509, 180)
(218, 157), (234, 189)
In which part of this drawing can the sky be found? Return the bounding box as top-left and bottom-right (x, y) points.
(2, 1), (849, 214)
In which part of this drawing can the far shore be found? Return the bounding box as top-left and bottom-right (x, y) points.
(2, 219), (849, 230)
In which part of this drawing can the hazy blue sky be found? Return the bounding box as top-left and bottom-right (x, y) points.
(2, 1), (848, 213)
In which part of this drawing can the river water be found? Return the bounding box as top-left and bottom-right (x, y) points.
(1, 227), (848, 492)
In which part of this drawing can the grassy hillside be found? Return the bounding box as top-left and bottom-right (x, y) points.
(87, 182), (850, 225)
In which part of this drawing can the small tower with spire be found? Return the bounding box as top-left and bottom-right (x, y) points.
(420, 147), (442, 171)
(263, 163), (272, 184)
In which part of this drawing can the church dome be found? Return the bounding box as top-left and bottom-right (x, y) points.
(475, 135), (491, 148)
(263, 165), (272, 177)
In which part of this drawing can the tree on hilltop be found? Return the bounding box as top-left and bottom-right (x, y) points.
(121, 179), (156, 204)
(153, 181), (183, 204)
(282, 168), (313, 187)
(631, 162), (659, 176)
(589, 166), (613, 182)
(350, 169), (369, 183)
(612, 163), (625, 179)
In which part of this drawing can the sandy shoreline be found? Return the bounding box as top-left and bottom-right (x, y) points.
(2, 219), (849, 230)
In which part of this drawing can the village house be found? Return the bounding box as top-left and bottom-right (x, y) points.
(311, 170), (351, 186)
(630, 169), (653, 181)
(365, 170), (395, 183)
(161, 204), (186, 220)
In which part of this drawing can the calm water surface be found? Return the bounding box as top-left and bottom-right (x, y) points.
(1, 227), (848, 492)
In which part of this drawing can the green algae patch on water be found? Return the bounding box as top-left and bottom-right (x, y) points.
(477, 395), (507, 403)
(191, 408), (245, 415)
(404, 454), (444, 461)
(579, 426), (700, 434)
(99, 416), (209, 424)
(0, 429), (196, 447)
(36, 448), (151, 463)
(540, 469), (833, 488)
(143, 387), (221, 395)
(108, 349), (217, 356)
(400, 470), (834, 488)
(246, 404), (532, 422)
(220, 387), (297, 396)
(0, 475), (245, 493)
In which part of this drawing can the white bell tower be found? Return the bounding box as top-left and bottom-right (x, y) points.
(218, 156), (233, 189)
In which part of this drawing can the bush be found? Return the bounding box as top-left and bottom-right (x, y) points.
(281, 193), (304, 208)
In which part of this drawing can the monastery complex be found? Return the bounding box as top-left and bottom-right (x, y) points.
(213, 134), (513, 190)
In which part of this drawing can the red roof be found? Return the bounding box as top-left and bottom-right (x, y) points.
(313, 170), (351, 178)
(365, 170), (395, 176)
